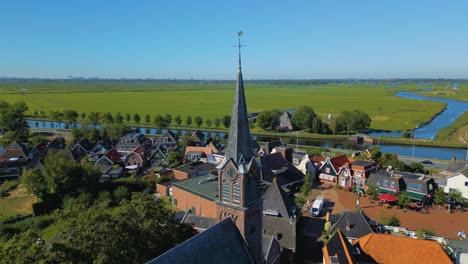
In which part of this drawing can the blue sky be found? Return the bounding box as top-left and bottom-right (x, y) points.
(1, 1), (467, 79)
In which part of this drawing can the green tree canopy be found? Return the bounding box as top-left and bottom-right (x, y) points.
(174, 115), (182, 126)
(133, 113), (141, 124)
(336, 110), (371, 134)
(222, 115), (231, 128)
(167, 151), (183, 168)
(63, 110), (79, 125)
(0, 101), (30, 142)
(114, 112), (124, 124)
(291, 106), (317, 131)
(256, 109), (281, 130)
(194, 116), (203, 127)
(185, 116), (193, 126)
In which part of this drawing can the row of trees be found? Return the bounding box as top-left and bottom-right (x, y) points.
(256, 106), (372, 134)
(0, 100), (30, 142)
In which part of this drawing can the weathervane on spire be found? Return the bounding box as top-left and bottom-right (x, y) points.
(234, 31), (245, 69)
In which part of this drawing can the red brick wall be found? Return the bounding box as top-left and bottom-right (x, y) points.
(156, 184), (170, 196)
(173, 170), (189, 180)
(172, 186), (216, 218)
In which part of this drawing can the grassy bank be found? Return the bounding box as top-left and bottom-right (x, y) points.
(0, 81), (450, 131)
(435, 112), (468, 143)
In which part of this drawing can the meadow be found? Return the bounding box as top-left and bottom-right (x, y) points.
(0, 80), (466, 131)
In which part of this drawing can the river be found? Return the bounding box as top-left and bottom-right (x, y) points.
(367, 91), (468, 139)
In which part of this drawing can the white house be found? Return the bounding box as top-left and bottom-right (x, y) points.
(444, 168), (468, 199)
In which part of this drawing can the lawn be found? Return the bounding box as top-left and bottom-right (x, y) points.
(0, 186), (37, 222)
(0, 80), (465, 131)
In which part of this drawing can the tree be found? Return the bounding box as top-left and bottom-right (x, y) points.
(194, 116), (203, 127)
(50, 111), (64, 124)
(106, 124), (132, 143)
(47, 193), (196, 263)
(185, 116), (192, 126)
(125, 113), (131, 122)
(300, 173), (313, 196)
(174, 115), (182, 126)
(114, 112), (124, 124)
(164, 114), (172, 127)
(100, 112), (114, 124)
(144, 114), (151, 124)
(153, 114), (168, 129)
(222, 115), (231, 128)
(398, 191), (411, 210)
(311, 116), (323, 134)
(81, 112), (87, 119)
(166, 152), (183, 168)
(214, 117), (221, 128)
(88, 112), (101, 127)
(366, 183), (379, 201)
(256, 109), (281, 130)
(206, 119), (212, 128)
(133, 113), (141, 124)
(434, 188), (446, 208)
(63, 110), (79, 126)
(336, 110), (371, 134)
(369, 146), (382, 163)
(0, 101), (30, 142)
(448, 189), (464, 205)
(408, 162), (424, 173)
(0, 230), (48, 263)
(114, 186), (130, 203)
(29, 136), (49, 146)
(21, 169), (48, 199)
(386, 213), (400, 226)
(291, 106), (317, 131)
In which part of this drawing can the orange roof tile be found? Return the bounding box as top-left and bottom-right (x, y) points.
(352, 233), (452, 264)
(184, 146), (212, 157)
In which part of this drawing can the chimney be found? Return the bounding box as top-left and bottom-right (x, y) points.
(346, 219), (351, 231)
(275, 146), (293, 163)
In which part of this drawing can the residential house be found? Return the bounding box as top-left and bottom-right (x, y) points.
(147, 217), (256, 264)
(70, 138), (94, 162)
(274, 111), (293, 131)
(155, 130), (180, 153)
(292, 152), (318, 180)
(124, 151), (144, 169)
(184, 146), (216, 164)
(262, 178), (299, 255)
(0, 142), (28, 181)
(260, 152), (305, 191)
(318, 155), (353, 185)
(147, 145), (168, 168)
(259, 140), (284, 156)
(348, 160), (378, 190)
(88, 140), (113, 162)
(352, 233), (452, 264)
(444, 168), (468, 199)
(322, 229), (358, 264)
(94, 155), (122, 182)
(205, 137), (224, 154)
(190, 130), (206, 147)
(447, 239), (468, 264)
(329, 211), (376, 243)
(367, 171), (437, 201)
(116, 133), (149, 154)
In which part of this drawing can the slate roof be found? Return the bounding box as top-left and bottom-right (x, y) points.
(184, 146), (212, 157)
(94, 156), (113, 174)
(190, 130), (206, 143)
(262, 140), (284, 154)
(77, 138), (94, 152)
(352, 233), (452, 264)
(263, 179), (297, 218)
(172, 174), (219, 201)
(329, 211), (375, 240)
(147, 217), (255, 264)
(263, 216), (296, 251)
(174, 161), (218, 175)
(260, 152), (304, 187)
(182, 214), (217, 231)
(323, 229), (357, 264)
(223, 63), (255, 166)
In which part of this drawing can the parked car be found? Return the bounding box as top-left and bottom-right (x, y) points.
(420, 160), (434, 165)
(309, 195), (325, 216)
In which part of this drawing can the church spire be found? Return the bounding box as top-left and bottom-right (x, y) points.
(223, 31), (254, 167)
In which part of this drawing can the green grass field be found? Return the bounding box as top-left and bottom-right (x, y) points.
(0, 80), (466, 131)
(0, 186), (37, 222)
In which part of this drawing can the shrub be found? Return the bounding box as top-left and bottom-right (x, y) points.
(416, 227), (435, 238)
(335, 184), (343, 190)
(386, 214), (400, 226)
(295, 195), (306, 209)
(324, 221), (331, 234)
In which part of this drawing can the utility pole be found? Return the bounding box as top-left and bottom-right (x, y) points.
(412, 129), (416, 158)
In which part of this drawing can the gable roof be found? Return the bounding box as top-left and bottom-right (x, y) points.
(352, 233), (452, 264)
(329, 211), (374, 240)
(77, 138), (94, 152)
(323, 229), (357, 264)
(448, 168), (468, 179)
(147, 217), (255, 264)
(94, 156), (113, 174)
(263, 179), (297, 218)
(184, 146), (212, 157)
(260, 152), (304, 187)
(320, 155), (353, 175)
(262, 140), (284, 154)
(158, 130), (179, 143)
(190, 130), (206, 143)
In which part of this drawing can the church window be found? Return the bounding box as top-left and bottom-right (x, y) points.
(222, 181), (230, 203)
(233, 182), (240, 205)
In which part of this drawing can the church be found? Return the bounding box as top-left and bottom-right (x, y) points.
(149, 34), (302, 264)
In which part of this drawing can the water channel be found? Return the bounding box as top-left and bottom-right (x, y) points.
(26, 92), (468, 161)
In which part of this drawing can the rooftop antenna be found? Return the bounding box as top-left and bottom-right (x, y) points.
(234, 31), (246, 69)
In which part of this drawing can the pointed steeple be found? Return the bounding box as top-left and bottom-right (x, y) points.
(223, 31), (254, 166)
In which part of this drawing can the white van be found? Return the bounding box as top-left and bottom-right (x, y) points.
(309, 195), (325, 216)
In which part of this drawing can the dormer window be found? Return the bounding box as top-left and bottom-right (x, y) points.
(293, 158), (299, 165)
